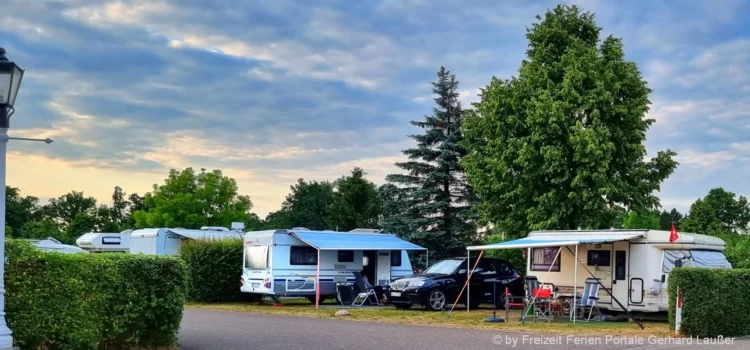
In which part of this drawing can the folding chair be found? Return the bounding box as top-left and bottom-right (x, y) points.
(532, 288), (553, 322)
(352, 272), (379, 306)
(575, 278), (601, 321)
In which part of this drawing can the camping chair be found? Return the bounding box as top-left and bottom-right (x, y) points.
(352, 272), (379, 306)
(532, 288), (553, 322)
(522, 276), (540, 321)
(524, 276), (540, 310)
(575, 278), (601, 321)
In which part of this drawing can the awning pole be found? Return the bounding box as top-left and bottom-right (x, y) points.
(466, 250), (470, 315)
(573, 244), (578, 323)
(315, 248), (321, 310)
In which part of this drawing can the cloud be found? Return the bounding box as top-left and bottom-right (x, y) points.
(1, 0), (749, 218)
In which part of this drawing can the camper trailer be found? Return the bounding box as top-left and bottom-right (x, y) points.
(240, 228), (425, 303)
(468, 229), (731, 314)
(130, 223), (244, 255)
(76, 230), (132, 253)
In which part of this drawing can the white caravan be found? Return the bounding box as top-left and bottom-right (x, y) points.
(468, 229), (731, 313)
(240, 228), (426, 302)
(30, 237), (89, 254)
(76, 230), (132, 253)
(130, 223), (244, 255)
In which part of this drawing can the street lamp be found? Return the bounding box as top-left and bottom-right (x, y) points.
(0, 47), (35, 349)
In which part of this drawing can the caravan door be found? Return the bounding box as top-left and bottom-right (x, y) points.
(376, 251), (391, 286)
(610, 241), (629, 310)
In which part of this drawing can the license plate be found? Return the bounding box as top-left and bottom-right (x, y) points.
(391, 292), (401, 297)
(252, 283), (260, 288)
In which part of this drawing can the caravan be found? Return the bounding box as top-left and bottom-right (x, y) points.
(468, 229), (731, 314)
(240, 228), (425, 304)
(76, 230), (132, 253)
(130, 223), (244, 255)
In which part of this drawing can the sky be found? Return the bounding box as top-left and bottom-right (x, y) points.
(0, 0), (749, 218)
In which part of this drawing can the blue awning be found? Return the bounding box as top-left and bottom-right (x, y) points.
(290, 230), (426, 251)
(467, 232), (645, 251)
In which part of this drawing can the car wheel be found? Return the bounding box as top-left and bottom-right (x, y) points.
(426, 289), (447, 311)
(394, 303), (412, 310)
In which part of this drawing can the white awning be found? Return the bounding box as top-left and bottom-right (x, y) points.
(467, 233), (645, 251)
(167, 228), (242, 240)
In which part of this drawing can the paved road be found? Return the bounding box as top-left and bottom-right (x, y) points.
(179, 309), (749, 350)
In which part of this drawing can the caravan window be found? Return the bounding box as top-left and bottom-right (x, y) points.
(290, 246), (318, 265)
(338, 250), (354, 263)
(531, 247), (561, 272)
(245, 246), (268, 270)
(390, 250), (402, 266)
(587, 250), (611, 266)
(102, 237), (121, 245)
(662, 250), (732, 273)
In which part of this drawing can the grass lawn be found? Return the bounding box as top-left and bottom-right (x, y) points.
(187, 299), (671, 337)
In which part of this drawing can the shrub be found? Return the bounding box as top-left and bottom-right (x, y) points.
(668, 268), (750, 337)
(5, 239), (187, 349)
(179, 238), (245, 302)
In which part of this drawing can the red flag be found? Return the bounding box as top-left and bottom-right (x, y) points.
(669, 223), (679, 243)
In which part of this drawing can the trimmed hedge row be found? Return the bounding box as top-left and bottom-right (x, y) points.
(668, 268), (750, 337)
(179, 238), (248, 302)
(6, 239), (187, 349)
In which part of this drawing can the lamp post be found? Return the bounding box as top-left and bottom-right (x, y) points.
(0, 47), (27, 349)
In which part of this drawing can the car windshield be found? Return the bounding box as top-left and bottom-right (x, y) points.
(424, 259), (463, 275)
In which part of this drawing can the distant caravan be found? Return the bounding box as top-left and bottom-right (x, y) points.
(129, 222), (245, 255)
(76, 230), (132, 253)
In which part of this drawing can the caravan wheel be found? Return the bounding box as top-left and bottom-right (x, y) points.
(560, 297), (572, 315)
(306, 295), (327, 305)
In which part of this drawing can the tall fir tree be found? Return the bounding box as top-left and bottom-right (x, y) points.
(381, 67), (478, 260)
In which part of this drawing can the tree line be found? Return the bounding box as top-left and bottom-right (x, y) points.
(7, 5), (750, 264)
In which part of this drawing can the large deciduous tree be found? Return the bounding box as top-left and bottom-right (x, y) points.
(461, 5), (677, 238)
(682, 188), (750, 235)
(622, 211), (660, 230)
(381, 66), (479, 259)
(5, 186), (39, 236)
(264, 179), (334, 230)
(133, 168), (253, 228)
(42, 191), (97, 229)
(327, 167), (381, 231)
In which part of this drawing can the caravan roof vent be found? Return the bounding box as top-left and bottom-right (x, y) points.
(45, 237), (63, 244)
(200, 226), (230, 232)
(349, 228), (382, 233)
(120, 229), (134, 234)
(292, 227), (310, 231)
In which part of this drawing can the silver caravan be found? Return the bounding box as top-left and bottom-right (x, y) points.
(76, 230), (132, 252)
(130, 223), (244, 255)
(240, 228), (426, 303)
(468, 229), (731, 313)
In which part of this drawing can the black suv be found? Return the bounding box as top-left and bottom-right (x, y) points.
(388, 257), (523, 311)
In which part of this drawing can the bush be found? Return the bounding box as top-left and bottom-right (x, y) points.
(668, 268), (750, 337)
(179, 238), (246, 302)
(5, 239), (187, 349)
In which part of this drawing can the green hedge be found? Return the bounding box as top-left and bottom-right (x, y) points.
(668, 268), (750, 337)
(179, 238), (248, 302)
(6, 239), (187, 349)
